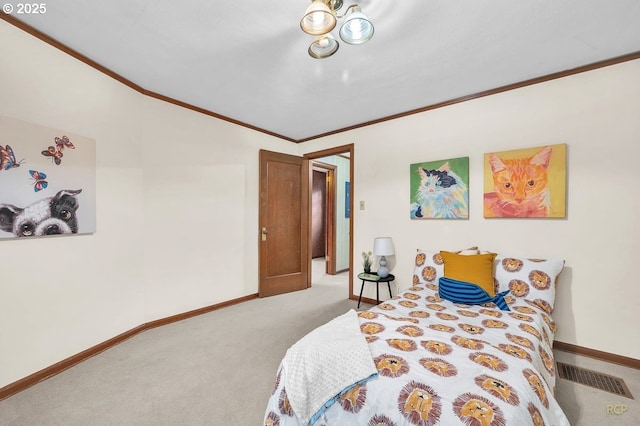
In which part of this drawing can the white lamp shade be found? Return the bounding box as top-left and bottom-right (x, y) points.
(373, 237), (395, 256)
(308, 34), (339, 58)
(300, 0), (337, 35)
(339, 8), (374, 44)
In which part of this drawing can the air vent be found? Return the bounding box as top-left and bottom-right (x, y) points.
(557, 362), (634, 399)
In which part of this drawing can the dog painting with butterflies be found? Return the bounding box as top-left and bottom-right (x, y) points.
(0, 115), (95, 239)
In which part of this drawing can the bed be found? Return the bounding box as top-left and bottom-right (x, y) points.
(263, 248), (569, 426)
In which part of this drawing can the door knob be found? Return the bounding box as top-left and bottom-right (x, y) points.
(261, 227), (268, 241)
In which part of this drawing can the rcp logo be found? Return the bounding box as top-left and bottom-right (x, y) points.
(606, 404), (627, 415)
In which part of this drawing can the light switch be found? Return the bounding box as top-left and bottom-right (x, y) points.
(360, 201), (365, 210)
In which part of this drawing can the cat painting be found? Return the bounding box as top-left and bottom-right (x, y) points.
(410, 158), (469, 219)
(483, 144), (566, 218)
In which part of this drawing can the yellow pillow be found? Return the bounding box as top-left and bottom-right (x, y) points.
(440, 251), (497, 296)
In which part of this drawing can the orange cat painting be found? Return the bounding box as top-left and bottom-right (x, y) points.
(483, 144), (566, 218)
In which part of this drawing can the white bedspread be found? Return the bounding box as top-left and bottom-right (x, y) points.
(281, 309), (377, 424)
(265, 286), (569, 426)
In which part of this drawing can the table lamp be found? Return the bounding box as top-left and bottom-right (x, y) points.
(373, 237), (395, 278)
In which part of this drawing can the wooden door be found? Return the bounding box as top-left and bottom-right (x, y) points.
(259, 150), (309, 297)
(310, 162), (337, 274)
(311, 170), (327, 259)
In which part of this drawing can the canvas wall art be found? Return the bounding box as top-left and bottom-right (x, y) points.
(410, 157), (469, 219)
(483, 143), (566, 218)
(345, 181), (350, 218)
(0, 115), (96, 239)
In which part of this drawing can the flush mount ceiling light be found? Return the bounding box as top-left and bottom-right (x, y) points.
(300, 0), (374, 59)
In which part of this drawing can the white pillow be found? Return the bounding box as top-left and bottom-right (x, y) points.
(493, 256), (565, 313)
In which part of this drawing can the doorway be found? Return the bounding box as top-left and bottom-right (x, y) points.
(257, 144), (354, 300)
(304, 144), (354, 299)
(311, 162), (336, 275)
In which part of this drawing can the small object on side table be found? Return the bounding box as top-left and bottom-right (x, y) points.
(362, 251), (373, 274)
(357, 272), (395, 308)
(373, 237), (395, 278)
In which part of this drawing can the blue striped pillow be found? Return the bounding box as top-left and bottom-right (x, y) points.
(439, 277), (510, 311)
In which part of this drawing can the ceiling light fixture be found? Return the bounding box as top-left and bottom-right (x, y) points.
(300, 0), (374, 59)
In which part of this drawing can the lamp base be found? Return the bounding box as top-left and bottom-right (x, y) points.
(377, 266), (389, 278)
(377, 256), (389, 278)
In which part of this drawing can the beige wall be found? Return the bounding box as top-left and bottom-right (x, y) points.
(1, 18), (638, 389)
(301, 58), (640, 360)
(0, 20), (296, 388)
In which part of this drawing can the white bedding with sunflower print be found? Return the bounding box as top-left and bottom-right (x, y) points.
(263, 252), (570, 426)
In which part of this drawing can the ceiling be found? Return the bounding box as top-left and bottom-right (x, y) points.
(6, 0), (640, 142)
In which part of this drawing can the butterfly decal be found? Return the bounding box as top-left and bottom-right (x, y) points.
(41, 146), (64, 165)
(0, 144), (24, 170)
(42, 135), (75, 165)
(29, 169), (48, 192)
(55, 135), (75, 151)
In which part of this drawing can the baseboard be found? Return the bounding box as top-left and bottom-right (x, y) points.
(553, 340), (640, 370)
(145, 293), (258, 330)
(0, 293), (258, 402)
(350, 295), (379, 306)
(0, 325), (145, 401)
